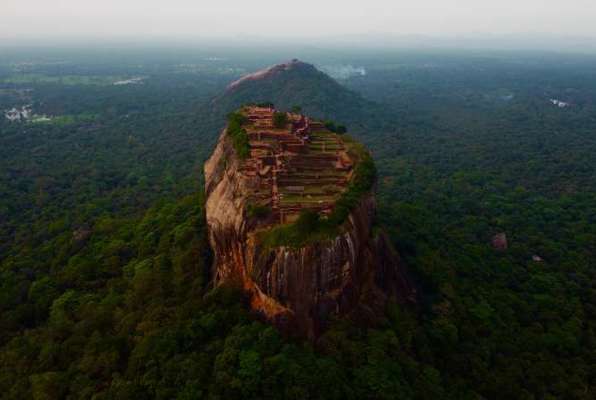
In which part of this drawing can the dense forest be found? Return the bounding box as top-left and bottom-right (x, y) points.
(1, 46), (596, 398)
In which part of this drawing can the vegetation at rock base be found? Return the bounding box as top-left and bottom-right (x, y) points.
(0, 189), (426, 400)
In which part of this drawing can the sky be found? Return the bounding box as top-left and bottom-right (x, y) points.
(3, 0), (596, 42)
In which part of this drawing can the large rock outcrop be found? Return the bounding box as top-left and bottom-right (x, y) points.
(205, 128), (414, 338)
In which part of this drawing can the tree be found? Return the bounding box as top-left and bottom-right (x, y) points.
(273, 112), (288, 129)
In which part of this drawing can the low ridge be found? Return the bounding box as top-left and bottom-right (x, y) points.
(213, 60), (375, 125)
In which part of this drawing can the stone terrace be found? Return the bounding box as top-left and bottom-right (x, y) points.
(238, 106), (354, 224)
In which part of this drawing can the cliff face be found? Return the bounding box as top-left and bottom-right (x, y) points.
(205, 128), (414, 338)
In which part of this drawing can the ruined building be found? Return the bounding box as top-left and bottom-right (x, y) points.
(238, 106), (353, 225)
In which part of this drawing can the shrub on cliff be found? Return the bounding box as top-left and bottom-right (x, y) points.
(246, 204), (271, 219)
(328, 155), (375, 226)
(324, 120), (347, 134)
(295, 209), (320, 234)
(261, 209), (331, 248)
(324, 120), (337, 132)
(227, 112), (250, 159)
(272, 111), (288, 128)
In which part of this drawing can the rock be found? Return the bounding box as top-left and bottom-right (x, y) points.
(491, 233), (508, 251)
(226, 59), (311, 91)
(204, 122), (414, 339)
(72, 225), (92, 243)
(532, 255), (544, 262)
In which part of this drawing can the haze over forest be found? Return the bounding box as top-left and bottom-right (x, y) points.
(3, 0), (596, 52)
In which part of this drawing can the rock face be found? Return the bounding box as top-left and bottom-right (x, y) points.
(205, 125), (414, 339)
(226, 59), (313, 91)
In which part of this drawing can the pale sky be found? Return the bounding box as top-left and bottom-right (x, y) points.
(2, 0), (596, 41)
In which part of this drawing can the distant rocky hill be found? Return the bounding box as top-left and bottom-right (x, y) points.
(212, 59), (380, 127)
(204, 105), (414, 338)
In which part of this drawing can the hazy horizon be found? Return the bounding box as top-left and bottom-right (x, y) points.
(4, 0), (596, 46)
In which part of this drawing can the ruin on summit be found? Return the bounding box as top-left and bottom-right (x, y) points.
(237, 105), (354, 224)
